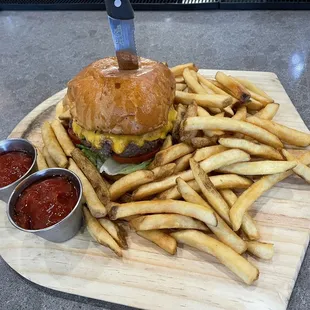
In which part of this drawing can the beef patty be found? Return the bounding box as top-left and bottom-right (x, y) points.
(84, 138), (164, 159)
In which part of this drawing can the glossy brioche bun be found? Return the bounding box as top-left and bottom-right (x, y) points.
(66, 57), (175, 135)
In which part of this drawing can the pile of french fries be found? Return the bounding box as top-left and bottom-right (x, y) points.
(36, 62), (310, 286)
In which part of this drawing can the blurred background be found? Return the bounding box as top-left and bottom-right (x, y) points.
(1, 0), (310, 10)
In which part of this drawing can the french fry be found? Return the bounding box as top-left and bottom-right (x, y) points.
(282, 149), (310, 183)
(208, 107), (222, 114)
(98, 218), (128, 249)
(109, 170), (155, 201)
(58, 109), (71, 122)
(245, 99), (264, 111)
(118, 193), (133, 203)
(176, 83), (187, 91)
(197, 106), (224, 137)
(220, 189), (260, 241)
(175, 91), (232, 109)
(175, 76), (185, 83)
(247, 116), (310, 147)
(41, 121), (68, 168)
(201, 82), (215, 94)
(134, 148), (250, 201)
(172, 104), (186, 142)
(223, 105), (234, 116)
(137, 230), (177, 255)
(152, 163), (176, 180)
(232, 106), (247, 121)
(160, 135), (173, 150)
(62, 94), (70, 109)
(179, 103), (198, 143)
(197, 74), (229, 95)
(217, 160), (297, 175)
(110, 199), (217, 227)
(183, 68), (207, 94)
(156, 180), (195, 200)
(215, 72), (250, 102)
(228, 77), (262, 106)
(133, 170), (193, 200)
(83, 207), (122, 257)
(211, 80), (232, 92)
(197, 73), (238, 105)
(285, 148), (310, 158)
(191, 137), (218, 148)
(190, 159), (231, 224)
(197, 106), (210, 115)
(130, 213), (208, 231)
(193, 145), (228, 162)
(68, 158), (107, 218)
(51, 119), (75, 156)
(56, 97), (71, 123)
(200, 149), (250, 174)
(72, 148), (110, 205)
(246, 241), (274, 260)
(157, 174), (253, 200)
(170, 63), (198, 77)
(36, 147), (48, 170)
(229, 151), (310, 231)
(174, 153), (192, 173)
(152, 143), (194, 167)
(247, 89), (271, 106)
(43, 146), (58, 168)
(190, 69), (198, 80)
(184, 117), (283, 149)
(55, 99), (64, 119)
(254, 103), (280, 120)
(215, 112), (225, 117)
(234, 77), (274, 103)
(176, 178), (211, 207)
(177, 178), (247, 253)
(208, 174), (253, 189)
(218, 137), (283, 160)
(171, 230), (258, 285)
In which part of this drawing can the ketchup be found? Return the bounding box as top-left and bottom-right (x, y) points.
(13, 176), (78, 230)
(0, 151), (33, 188)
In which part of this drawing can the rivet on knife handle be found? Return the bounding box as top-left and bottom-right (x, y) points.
(106, 0), (139, 70)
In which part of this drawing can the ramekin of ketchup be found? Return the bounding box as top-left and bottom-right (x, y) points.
(7, 168), (83, 243)
(0, 139), (37, 202)
(0, 151), (33, 188)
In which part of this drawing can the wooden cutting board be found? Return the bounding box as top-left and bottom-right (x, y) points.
(1, 70), (310, 310)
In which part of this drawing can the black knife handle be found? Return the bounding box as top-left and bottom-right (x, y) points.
(105, 0), (134, 20)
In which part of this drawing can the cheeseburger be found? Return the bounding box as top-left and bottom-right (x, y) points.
(64, 57), (176, 175)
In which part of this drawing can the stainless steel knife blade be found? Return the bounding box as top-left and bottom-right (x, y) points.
(108, 17), (138, 70)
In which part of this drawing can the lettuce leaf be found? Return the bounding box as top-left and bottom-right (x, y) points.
(99, 157), (151, 175)
(77, 144), (151, 175)
(77, 145), (106, 170)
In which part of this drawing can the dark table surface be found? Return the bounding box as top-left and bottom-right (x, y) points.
(0, 10), (309, 310)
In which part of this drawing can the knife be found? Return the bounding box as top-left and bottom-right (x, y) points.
(105, 0), (139, 70)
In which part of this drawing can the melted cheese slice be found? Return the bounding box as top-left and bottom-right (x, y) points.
(72, 109), (177, 154)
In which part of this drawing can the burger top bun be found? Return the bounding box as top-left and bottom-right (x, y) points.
(66, 57), (176, 135)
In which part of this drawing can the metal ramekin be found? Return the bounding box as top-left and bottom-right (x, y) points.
(0, 138), (37, 203)
(7, 168), (83, 243)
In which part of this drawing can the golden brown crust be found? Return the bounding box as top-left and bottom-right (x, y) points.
(66, 57), (175, 135)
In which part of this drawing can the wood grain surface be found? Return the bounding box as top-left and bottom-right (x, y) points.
(1, 70), (310, 310)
